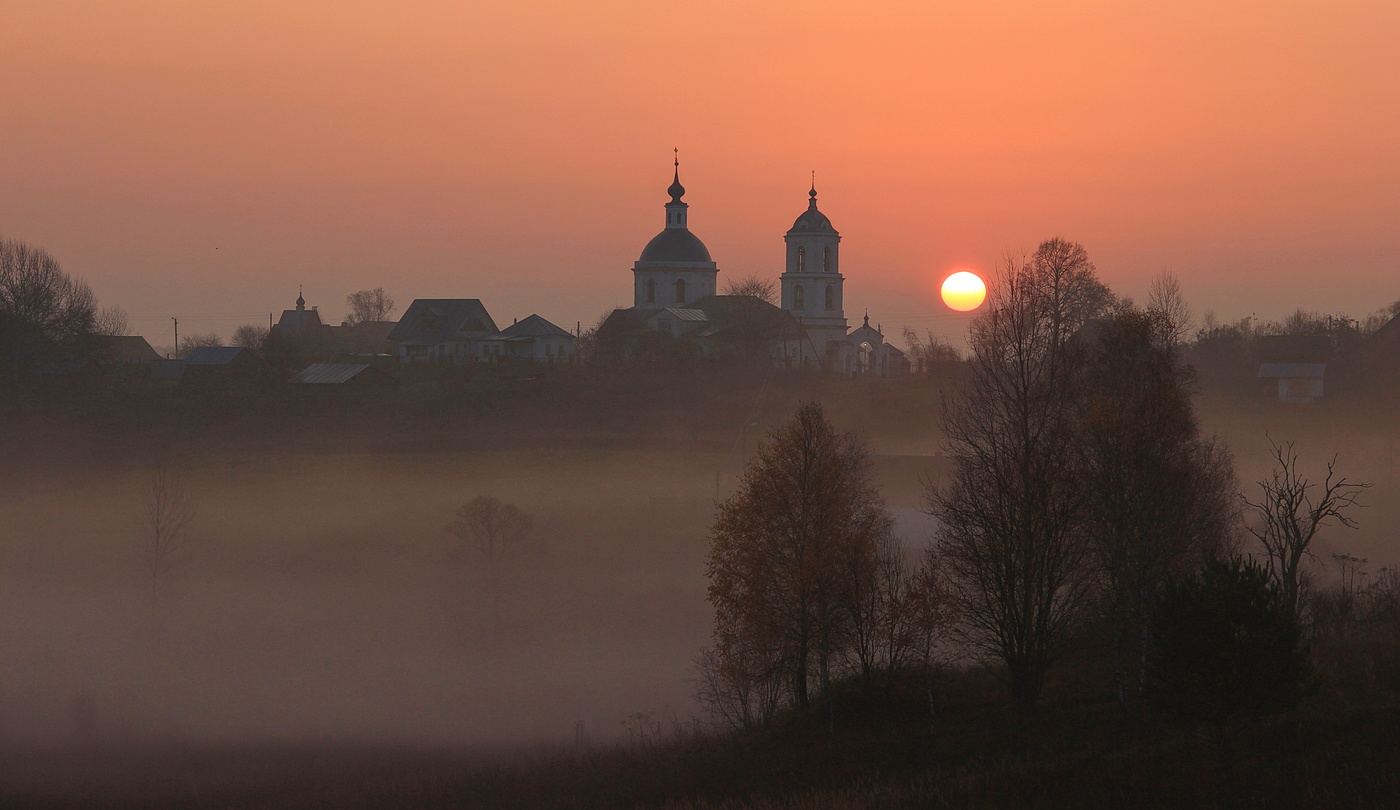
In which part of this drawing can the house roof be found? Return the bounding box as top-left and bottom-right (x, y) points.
(183, 346), (249, 365)
(388, 299), (499, 343)
(1258, 363), (1326, 378)
(499, 314), (573, 339)
(292, 363), (374, 383)
(91, 334), (161, 363)
(275, 308), (323, 334)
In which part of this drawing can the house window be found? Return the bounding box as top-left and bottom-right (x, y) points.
(825, 285), (834, 311)
(646, 278), (655, 303)
(794, 284), (805, 310)
(675, 279), (686, 303)
(797, 246), (806, 272)
(658, 318), (672, 335)
(823, 246), (831, 271)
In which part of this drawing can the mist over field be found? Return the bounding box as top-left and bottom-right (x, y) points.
(2, 374), (1396, 758)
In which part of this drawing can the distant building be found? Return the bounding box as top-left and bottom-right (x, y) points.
(181, 346), (257, 382)
(387, 299), (574, 364)
(497, 314), (577, 363)
(291, 363), (396, 388)
(597, 161), (905, 375)
(1258, 363), (1325, 403)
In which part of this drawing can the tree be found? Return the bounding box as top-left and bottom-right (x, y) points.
(1242, 439), (1370, 615)
(177, 332), (222, 358)
(1145, 271), (1192, 348)
(1145, 556), (1310, 725)
(446, 496), (535, 630)
(232, 324), (270, 349)
(902, 327), (961, 370)
(138, 462), (195, 615)
(0, 238), (97, 370)
(93, 307), (131, 337)
(1078, 308), (1238, 700)
(705, 402), (893, 716)
(721, 273), (778, 305)
(925, 243), (1109, 715)
(345, 288), (396, 326)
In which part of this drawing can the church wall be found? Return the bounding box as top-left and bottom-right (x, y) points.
(633, 269), (718, 308)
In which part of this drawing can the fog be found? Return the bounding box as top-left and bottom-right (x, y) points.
(1, 378), (1396, 756)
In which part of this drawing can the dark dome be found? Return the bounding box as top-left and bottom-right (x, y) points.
(789, 206), (836, 234)
(639, 228), (712, 263)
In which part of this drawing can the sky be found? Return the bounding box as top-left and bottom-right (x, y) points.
(3, 1), (1397, 349)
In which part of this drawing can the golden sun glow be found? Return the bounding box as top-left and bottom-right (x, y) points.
(941, 271), (987, 312)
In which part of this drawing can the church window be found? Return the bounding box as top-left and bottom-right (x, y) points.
(675, 279), (686, 302)
(797, 246), (806, 272)
(823, 246), (831, 271)
(646, 278), (655, 303)
(825, 285), (834, 311)
(794, 284), (805, 310)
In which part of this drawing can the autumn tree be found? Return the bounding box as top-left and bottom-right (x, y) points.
(345, 287), (396, 325)
(1242, 439), (1370, 614)
(1078, 308), (1238, 700)
(925, 241), (1111, 715)
(704, 403), (894, 717)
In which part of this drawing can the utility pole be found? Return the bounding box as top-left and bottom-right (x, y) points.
(171, 317), (178, 359)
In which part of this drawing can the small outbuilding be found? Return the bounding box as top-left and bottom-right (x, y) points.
(1258, 363), (1325, 403)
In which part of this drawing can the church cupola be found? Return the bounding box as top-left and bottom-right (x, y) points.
(632, 151), (720, 308)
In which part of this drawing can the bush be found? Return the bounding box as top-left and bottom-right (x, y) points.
(1145, 556), (1311, 724)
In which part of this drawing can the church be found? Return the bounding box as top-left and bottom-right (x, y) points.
(597, 158), (905, 376)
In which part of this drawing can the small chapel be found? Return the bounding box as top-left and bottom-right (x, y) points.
(601, 157), (905, 376)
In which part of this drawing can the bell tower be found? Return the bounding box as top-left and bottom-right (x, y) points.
(780, 179), (847, 363)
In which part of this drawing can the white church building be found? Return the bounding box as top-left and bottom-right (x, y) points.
(605, 159), (904, 375)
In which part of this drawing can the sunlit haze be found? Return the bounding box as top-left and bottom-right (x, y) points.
(3, 0), (1397, 349)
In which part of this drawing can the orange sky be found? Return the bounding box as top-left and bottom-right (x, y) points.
(3, 1), (1397, 349)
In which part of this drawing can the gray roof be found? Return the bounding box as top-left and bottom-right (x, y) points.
(499, 314), (573, 339)
(292, 363), (372, 384)
(388, 299), (499, 343)
(1258, 363), (1326, 378)
(183, 346), (249, 365)
(638, 228), (713, 264)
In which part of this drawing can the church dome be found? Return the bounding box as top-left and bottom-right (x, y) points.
(788, 187), (837, 234)
(639, 227), (713, 263)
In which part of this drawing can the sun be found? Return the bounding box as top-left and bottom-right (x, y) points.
(941, 270), (987, 312)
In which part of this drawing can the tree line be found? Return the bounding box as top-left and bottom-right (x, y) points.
(701, 238), (1368, 728)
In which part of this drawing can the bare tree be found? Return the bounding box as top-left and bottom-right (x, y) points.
(1145, 271), (1192, 347)
(721, 274), (778, 304)
(344, 288), (396, 326)
(0, 239), (97, 369)
(901, 327), (962, 370)
(93, 307), (131, 337)
(1242, 439), (1370, 614)
(232, 324), (270, 349)
(177, 332), (222, 358)
(446, 496), (535, 629)
(925, 246), (1104, 715)
(706, 402), (893, 714)
(138, 463), (195, 615)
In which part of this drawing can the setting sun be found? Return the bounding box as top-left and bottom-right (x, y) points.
(941, 271), (986, 312)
